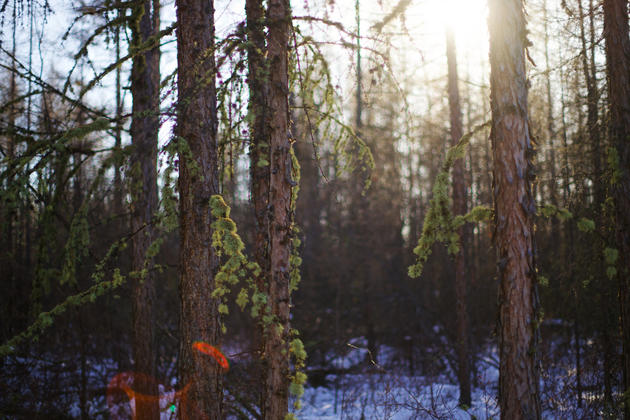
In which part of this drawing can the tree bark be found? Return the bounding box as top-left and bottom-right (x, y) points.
(2, 0), (18, 340)
(602, 1), (630, 417)
(114, 7), (124, 217)
(577, 0), (602, 205)
(265, 0), (293, 417)
(176, 0), (223, 418)
(246, 0), (271, 415)
(446, 27), (471, 408)
(488, 0), (541, 418)
(129, 1), (160, 418)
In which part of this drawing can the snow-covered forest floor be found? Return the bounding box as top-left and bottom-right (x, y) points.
(0, 328), (620, 419)
(297, 333), (617, 419)
(297, 339), (499, 419)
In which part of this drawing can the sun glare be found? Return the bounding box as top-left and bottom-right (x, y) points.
(407, 0), (489, 59)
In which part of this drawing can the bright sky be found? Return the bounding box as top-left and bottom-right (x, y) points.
(287, 0), (490, 113)
(1, 0), (491, 146)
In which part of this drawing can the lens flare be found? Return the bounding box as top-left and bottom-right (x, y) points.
(107, 343), (227, 418)
(192, 341), (230, 371)
(106, 372), (191, 419)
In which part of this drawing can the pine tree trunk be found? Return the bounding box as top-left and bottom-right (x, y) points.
(602, 1), (630, 417)
(352, 0), (378, 365)
(176, 0), (223, 418)
(265, 0), (293, 417)
(129, 1), (160, 418)
(245, 0), (271, 414)
(577, 0), (601, 205)
(114, 7), (124, 217)
(3, 0), (18, 340)
(446, 28), (471, 408)
(488, 0), (541, 418)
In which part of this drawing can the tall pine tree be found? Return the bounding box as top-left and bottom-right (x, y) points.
(488, 0), (541, 417)
(176, 0), (223, 417)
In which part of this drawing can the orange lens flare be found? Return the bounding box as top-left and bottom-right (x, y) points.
(192, 341), (229, 371)
(106, 343), (227, 418)
(106, 372), (192, 419)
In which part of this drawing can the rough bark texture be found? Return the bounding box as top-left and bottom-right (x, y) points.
(246, 0), (270, 302)
(129, 2), (160, 418)
(488, 0), (541, 419)
(245, 0), (271, 415)
(175, 0), (223, 418)
(602, 1), (630, 417)
(265, 0), (292, 417)
(446, 28), (471, 408)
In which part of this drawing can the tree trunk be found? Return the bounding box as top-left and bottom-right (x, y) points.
(543, 0), (558, 216)
(577, 0), (602, 205)
(245, 0), (271, 415)
(487, 0), (541, 418)
(446, 27), (471, 408)
(114, 7), (124, 217)
(2, 0), (18, 340)
(129, 1), (160, 419)
(352, 0), (378, 365)
(176, 0), (223, 418)
(603, 1), (630, 418)
(265, 0), (293, 417)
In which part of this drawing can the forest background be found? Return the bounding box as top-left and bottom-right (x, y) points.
(0, 0), (629, 418)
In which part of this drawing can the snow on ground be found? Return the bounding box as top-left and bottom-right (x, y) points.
(296, 340), (500, 420)
(292, 329), (621, 419)
(298, 372), (499, 420)
(2, 331), (620, 419)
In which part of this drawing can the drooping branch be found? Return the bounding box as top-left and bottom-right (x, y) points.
(371, 0), (412, 33)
